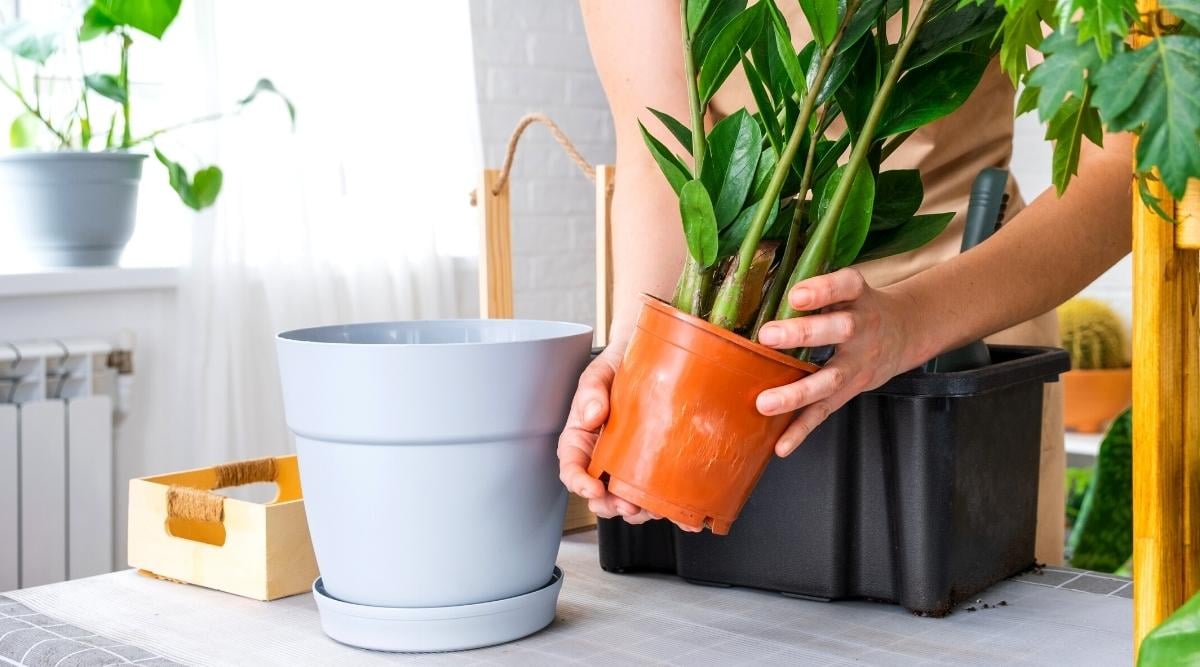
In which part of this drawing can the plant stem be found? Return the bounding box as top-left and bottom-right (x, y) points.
(671, 0), (712, 316)
(78, 43), (92, 148)
(119, 30), (132, 148)
(0, 72), (71, 146)
(707, 2), (858, 330)
(128, 111), (227, 146)
(777, 0), (934, 321)
(752, 106), (828, 341)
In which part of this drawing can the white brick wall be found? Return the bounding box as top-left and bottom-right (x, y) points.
(469, 0), (615, 327)
(1011, 99), (1132, 329)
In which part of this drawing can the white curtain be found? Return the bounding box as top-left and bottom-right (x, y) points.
(175, 2), (481, 464)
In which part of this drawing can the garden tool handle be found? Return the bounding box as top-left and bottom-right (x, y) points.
(166, 457), (279, 524)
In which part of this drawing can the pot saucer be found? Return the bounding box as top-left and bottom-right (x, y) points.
(312, 567), (563, 653)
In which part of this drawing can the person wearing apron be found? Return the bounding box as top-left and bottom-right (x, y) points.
(561, 1), (1130, 566)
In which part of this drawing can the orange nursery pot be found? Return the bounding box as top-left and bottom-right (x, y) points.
(1062, 367), (1132, 433)
(587, 294), (818, 534)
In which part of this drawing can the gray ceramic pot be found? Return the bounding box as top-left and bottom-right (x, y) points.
(275, 319), (592, 610)
(0, 151), (146, 267)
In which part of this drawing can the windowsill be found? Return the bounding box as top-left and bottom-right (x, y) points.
(0, 264), (180, 298)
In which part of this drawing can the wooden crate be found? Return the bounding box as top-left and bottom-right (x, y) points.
(127, 455), (317, 601)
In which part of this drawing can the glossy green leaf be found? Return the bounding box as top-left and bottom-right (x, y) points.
(85, 73), (127, 105)
(906, 0), (1003, 69)
(1015, 84), (1040, 117)
(1056, 0), (1136, 60)
(79, 6), (117, 41)
(816, 165), (875, 270)
(718, 198), (779, 258)
(871, 170), (923, 230)
(701, 109), (762, 229)
(9, 113), (39, 148)
(693, 0), (746, 64)
(840, 0), (889, 54)
(647, 107), (693, 155)
(1093, 35), (1200, 198)
(856, 212), (954, 263)
(680, 179), (719, 268)
(799, 0), (839, 48)
(1137, 174), (1176, 222)
(698, 3), (764, 103)
(686, 0), (712, 38)
(90, 0), (181, 39)
(810, 38), (865, 105)
(639, 121), (692, 194)
(1027, 27), (1101, 123)
(767, 4), (807, 97)
(813, 135), (848, 183)
(1136, 589), (1200, 666)
(237, 78), (296, 127)
(155, 148), (222, 210)
(742, 56), (784, 153)
(835, 36), (878, 141)
(878, 52), (990, 137)
(0, 20), (60, 64)
(750, 147), (778, 202)
(994, 0), (1051, 84)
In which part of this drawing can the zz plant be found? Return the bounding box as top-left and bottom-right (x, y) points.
(649, 0), (1200, 354)
(0, 0), (292, 210)
(649, 0), (1003, 349)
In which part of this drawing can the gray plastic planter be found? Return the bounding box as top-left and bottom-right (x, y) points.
(0, 151), (146, 267)
(276, 319), (591, 651)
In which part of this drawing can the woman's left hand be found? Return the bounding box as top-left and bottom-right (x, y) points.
(753, 268), (923, 457)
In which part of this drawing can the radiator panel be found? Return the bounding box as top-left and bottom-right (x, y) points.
(67, 396), (114, 579)
(0, 404), (16, 591)
(19, 399), (67, 587)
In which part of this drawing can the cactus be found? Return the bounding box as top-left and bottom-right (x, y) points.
(1058, 298), (1128, 370)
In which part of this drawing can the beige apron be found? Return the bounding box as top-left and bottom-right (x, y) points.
(710, 4), (1065, 564)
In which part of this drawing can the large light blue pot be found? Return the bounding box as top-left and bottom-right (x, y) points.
(0, 151), (146, 267)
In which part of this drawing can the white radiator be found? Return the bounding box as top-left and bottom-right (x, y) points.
(0, 339), (124, 591)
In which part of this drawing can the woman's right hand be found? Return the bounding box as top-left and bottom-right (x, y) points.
(557, 343), (665, 525)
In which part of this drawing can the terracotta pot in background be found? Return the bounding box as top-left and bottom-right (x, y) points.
(588, 294), (818, 534)
(1062, 368), (1132, 433)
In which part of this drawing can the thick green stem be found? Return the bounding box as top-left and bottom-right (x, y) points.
(777, 0), (934, 321)
(119, 31), (131, 148)
(681, 1), (707, 177)
(751, 107), (828, 341)
(671, 0), (711, 315)
(707, 3), (858, 330)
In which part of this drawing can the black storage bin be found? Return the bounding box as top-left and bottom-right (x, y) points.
(597, 345), (1069, 617)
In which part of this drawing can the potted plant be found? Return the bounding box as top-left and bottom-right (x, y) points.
(595, 0), (1200, 614)
(0, 0), (291, 266)
(587, 0), (998, 534)
(1059, 297), (1132, 432)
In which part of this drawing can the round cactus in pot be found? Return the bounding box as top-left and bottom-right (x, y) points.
(1059, 297), (1132, 433)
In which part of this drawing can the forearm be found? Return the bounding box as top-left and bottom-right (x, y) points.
(890, 133), (1134, 369)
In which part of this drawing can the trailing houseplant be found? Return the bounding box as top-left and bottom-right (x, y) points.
(0, 0), (292, 266)
(586, 0), (1007, 532)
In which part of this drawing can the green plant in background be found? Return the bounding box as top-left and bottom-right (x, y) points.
(648, 0), (1003, 346)
(1059, 297), (1129, 369)
(1065, 465), (1094, 528)
(0, 0), (293, 210)
(1069, 407), (1133, 572)
(969, 0), (1200, 219)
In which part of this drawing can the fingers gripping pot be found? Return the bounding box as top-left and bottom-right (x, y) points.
(588, 295), (818, 533)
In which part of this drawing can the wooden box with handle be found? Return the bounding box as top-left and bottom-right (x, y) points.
(127, 455), (318, 600)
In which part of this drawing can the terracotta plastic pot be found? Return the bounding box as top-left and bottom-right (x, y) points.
(587, 294), (818, 534)
(1062, 367), (1132, 433)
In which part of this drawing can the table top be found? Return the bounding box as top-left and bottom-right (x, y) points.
(2, 531), (1132, 666)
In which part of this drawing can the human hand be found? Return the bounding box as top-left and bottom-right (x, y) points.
(754, 268), (920, 457)
(557, 343), (667, 525)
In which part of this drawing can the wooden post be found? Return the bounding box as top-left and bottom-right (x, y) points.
(594, 165), (615, 348)
(477, 169), (513, 319)
(1131, 3), (1200, 652)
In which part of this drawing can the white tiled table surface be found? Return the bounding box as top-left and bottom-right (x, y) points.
(2, 531), (1131, 666)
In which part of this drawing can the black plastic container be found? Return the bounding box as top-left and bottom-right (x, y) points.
(597, 345), (1069, 617)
